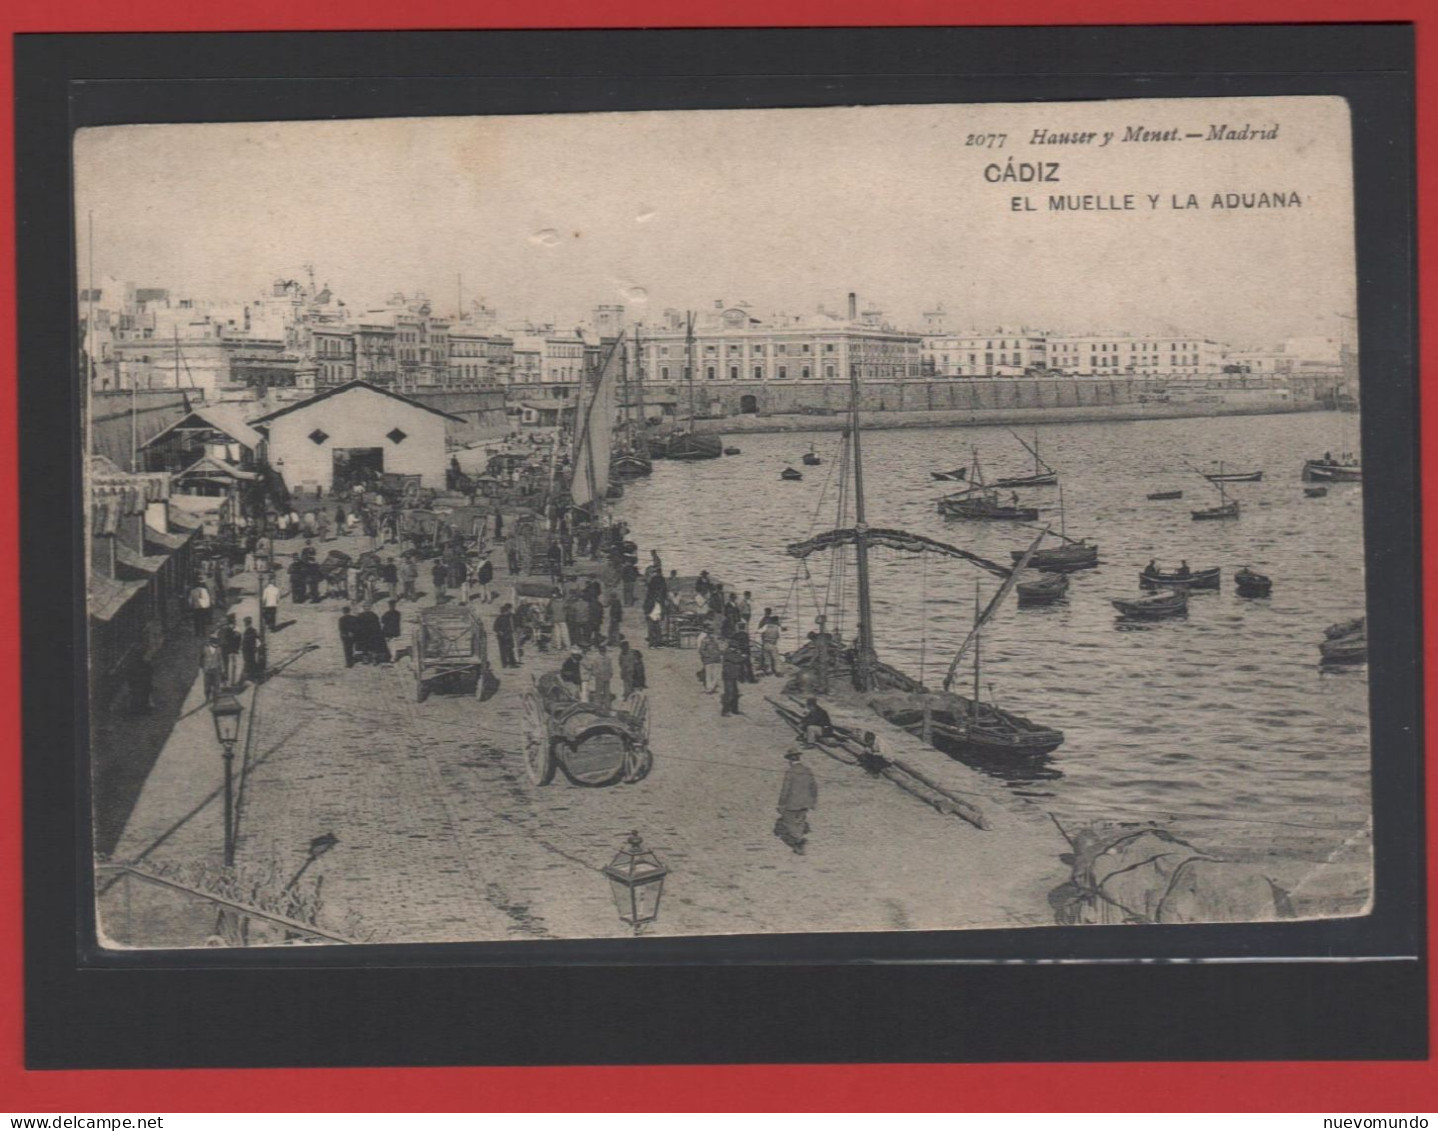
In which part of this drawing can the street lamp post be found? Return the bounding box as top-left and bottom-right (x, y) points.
(602, 831), (669, 936)
(210, 693), (244, 867)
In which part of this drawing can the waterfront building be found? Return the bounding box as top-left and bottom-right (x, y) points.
(924, 330), (1049, 377)
(631, 298), (922, 415)
(248, 380), (463, 495)
(1046, 334), (1225, 377)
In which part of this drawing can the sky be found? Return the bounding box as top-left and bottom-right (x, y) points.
(74, 96), (1358, 347)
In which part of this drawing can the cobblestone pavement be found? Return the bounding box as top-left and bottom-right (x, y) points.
(106, 528), (1066, 946)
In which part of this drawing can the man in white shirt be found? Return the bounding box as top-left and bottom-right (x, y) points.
(188, 580), (213, 637)
(261, 575), (281, 632)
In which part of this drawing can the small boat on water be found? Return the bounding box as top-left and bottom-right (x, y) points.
(1304, 486), (1328, 498)
(610, 452), (653, 479)
(1146, 490), (1183, 501)
(1302, 455), (1362, 483)
(1204, 462), (1263, 483)
(871, 691), (1066, 761)
(993, 429), (1059, 488)
(1113, 590), (1189, 619)
(940, 491), (1039, 521)
(1234, 567), (1272, 597)
(780, 466), (803, 481)
(1140, 564), (1220, 591)
(930, 466), (968, 482)
(1192, 499), (1240, 520)
(723, 446), (742, 456)
(1320, 616), (1367, 664)
(1016, 571), (1069, 606)
(1007, 485), (1096, 571)
(801, 444), (821, 467)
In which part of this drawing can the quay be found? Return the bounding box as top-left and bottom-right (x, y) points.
(697, 397), (1325, 436)
(99, 523), (1067, 947)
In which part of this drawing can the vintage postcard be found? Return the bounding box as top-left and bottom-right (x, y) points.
(78, 95), (1371, 948)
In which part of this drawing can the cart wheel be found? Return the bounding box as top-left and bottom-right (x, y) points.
(623, 739), (653, 784)
(521, 693), (555, 786)
(627, 692), (650, 746)
(416, 681), (430, 703)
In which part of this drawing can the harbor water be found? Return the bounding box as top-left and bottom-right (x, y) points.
(611, 411), (1371, 874)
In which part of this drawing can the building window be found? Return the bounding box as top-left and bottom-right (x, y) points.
(826, 366), (835, 379)
(754, 366), (763, 380)
(802, 344), (811, 353)
(387, 428), (407, 445)
(661, 366), (670, 380)
(308, 428), (329, 445)
(802, 366), (811, 379)
(729, 366), (739, 380)
(825, 343), (835, 352)
(706, 366), (715, 380)
(754, 345), (764, 354)
(776, 344), (787, 355)
(778, 365), (788, 379)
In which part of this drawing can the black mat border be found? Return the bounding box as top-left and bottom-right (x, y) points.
(19, 24), (1425, 1067)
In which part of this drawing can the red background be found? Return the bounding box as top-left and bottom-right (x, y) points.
(1, 0), (1432, 1112)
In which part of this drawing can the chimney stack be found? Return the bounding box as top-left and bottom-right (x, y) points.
(848, 292), (857, 321)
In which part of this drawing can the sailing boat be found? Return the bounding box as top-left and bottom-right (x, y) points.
(655, 311), (723, 461)
(1191, 479), (1240, 520)
(1007, 485), (1098, 571)
(569, 333), (620, 516)
(937, 449), (1040, 520)
(784, 364), (1065, 770)
(610, 330), (653, 480)
(993, 429), (1058, 488)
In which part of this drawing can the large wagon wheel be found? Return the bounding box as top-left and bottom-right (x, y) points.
(520, 692), (555, 786)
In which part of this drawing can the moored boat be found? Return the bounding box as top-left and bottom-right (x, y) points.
(1140, 564), (1220, 590)
(1016, 571), (1069, 605)
(1146, 490), (1183, 500)
(1234, 567), (1272, 597)
(801, 444), (821, 466)
(610, 452), (653, 479)
(723, 446), (742, 456)
(1302, 456), (1362, 483)
(939, 491), (1039, 521)
(1112, 590), (1189, 619)
(870, 690), (1065, 761)
(1204, 462), (1263, 483)
(1011, 540), (1098, 572)
(1192, 500), (1240, 520)
(930, 466), (968, 482)
(993, 429), (1059, 489)
(1319, 615), (1367, 663)
(780, 466), (803, 481)
(1304, 486), (1328, 498)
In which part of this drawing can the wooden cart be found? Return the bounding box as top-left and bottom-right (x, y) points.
(412, 604), (489, 702)
(520, 674), (652, 787)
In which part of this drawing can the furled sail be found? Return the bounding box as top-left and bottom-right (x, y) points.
(785, 526), (1013, 579)
(942, 527), (1048, 692)
(570, 334), (620, 509)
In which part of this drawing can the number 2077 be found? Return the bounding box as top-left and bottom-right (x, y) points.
(966, 133), (1007, 148)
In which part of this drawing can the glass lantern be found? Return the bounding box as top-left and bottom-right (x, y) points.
(603, 831), (668, 934)
(210, 694), (243, 747)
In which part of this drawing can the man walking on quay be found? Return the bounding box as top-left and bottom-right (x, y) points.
(338, 606), (358, 669)
(590, 641), (614, 710)
(759, 613), (782, 676)
(494, 603), (520, 669)
(220, 613), (243, 687)
(199, 633), (225, 702)
(607, 589), (624, 646)
(699, 631), (723, 694)
(431, 559), (448, 604)
(188, 577), (213, 636)
(720, 638), (745, 717)
(241, 616), (262, 683)
(261, 574), (281, 631)
(775, 746), (819, 855)
(400, 555), (419, 602)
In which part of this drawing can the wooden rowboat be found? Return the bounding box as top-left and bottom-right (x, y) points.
(1146, 490), (1183, 500)
(1140, 565), (1220, 591)
(780, 467), (803, 481)
(1192, 500), (1240, 520)
(1113, 590), (1189, 619)
(1234, 567), (1272, 597)
(1017, 572), (1069, 605)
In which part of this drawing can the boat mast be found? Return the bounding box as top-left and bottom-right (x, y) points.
(634, 323), (646, 438)
(1059, 483), (1067, 541)
(684, 310), (696, 432)
(972, 580), (981, 716)
(848, 360), (875, 692)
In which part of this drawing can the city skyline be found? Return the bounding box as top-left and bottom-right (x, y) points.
(75, 97), (1357, 348)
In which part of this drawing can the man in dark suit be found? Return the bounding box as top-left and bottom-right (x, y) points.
(337, 606), (358, 668)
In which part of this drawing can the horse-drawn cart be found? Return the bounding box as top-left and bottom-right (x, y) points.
(413, 604), (489, 702)
(520, 674), (652, 786)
